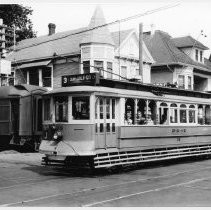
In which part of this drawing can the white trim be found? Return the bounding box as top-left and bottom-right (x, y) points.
(115, 29), (154, 64)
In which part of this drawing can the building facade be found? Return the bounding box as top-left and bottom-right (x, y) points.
(8, 6), (153, 90)
(143, 30), (211, 91)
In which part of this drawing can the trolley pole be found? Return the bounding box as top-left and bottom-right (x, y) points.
(139, 23), (143, 82)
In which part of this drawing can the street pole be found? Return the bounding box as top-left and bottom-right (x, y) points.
(139, 23), (143, 82)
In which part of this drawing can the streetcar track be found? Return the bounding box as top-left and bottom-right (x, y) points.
(2, 165), (211, 206)
(1, 163), (211, 190)
(83, 176), (211, 207)
(184, 185), (211, 191)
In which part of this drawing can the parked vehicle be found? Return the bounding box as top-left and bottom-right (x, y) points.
(0, 84), (47, 151)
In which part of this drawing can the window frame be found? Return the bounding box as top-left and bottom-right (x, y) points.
(188, 76), (192, 90)
(195, 49), (199, 61)
(72, 96), (90, 120)
(83, 60), (90, 74)
(55, 96), (68, 123)
(121, 66), (127, 79)
(200, 50), (203, 62)
(107, 62), (113, 79)
(94, 60), (104, 77)
(178, 75), (185, 89)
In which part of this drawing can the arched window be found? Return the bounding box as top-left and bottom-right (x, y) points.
(170, 103), (178, 123)
(159, 102), (168, 124)
(125, 98), (135, 125)
(180, 104), (187, 123)
(160, 102), (168, 107)
(189, 104), (195, 123)
(198, 105), (203, 125)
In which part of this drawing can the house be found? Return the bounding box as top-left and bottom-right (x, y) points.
(7, 6), (154, 89)
(143, 30), (211, 91)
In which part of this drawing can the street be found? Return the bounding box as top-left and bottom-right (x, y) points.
(0, 153), (211, 206)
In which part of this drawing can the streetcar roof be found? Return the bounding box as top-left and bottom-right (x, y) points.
(0, 84), (47, 98)
(44, 85), (211, 105)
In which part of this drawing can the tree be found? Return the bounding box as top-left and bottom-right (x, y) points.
(0, 4), (36, 45)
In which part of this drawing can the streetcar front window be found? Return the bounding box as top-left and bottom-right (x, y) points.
(55, 96), (68, 122)
(72, 97), (90, 120)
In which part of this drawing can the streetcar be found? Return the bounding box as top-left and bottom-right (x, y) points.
(0, 84), (47, 151)
(39, 73), (211, 168)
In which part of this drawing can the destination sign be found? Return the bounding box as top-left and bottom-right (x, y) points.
(62, 73), (100, 87)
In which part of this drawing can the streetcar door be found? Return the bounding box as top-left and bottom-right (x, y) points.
(95, 97), (117, 149)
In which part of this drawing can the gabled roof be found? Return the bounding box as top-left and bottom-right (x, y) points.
(143, 30), (194, 65)
(80, 6), (114, 46)
(143, 30), (210, 72)
(172, 36), (209, 50)
(8, 27), (88, 63)
(8, 6), (153, 65)
(111, 28), (154, 64)
(7, 28), (134, 64)
(111, 29), (134, 48)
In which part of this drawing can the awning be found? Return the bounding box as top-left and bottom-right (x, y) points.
(16, 60), (51, 69)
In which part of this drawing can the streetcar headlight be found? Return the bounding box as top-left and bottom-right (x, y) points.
(53, 130), (63, 141)
(53, 132), (58, 140)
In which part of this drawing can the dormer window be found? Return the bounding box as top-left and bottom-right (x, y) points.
(195, 49), (198, 61)
(200, 51), (203, 62)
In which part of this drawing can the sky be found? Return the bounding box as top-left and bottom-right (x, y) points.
(3, 0), (211, 57)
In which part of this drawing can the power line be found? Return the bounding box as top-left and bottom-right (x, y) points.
(14, 2), (180, 52)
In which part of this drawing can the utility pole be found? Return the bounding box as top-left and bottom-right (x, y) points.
(139, 23), (143, 82)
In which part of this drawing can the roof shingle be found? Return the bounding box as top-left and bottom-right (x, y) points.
(172, 36), (209, 50)
(80, 6), (114, 46)
(143, 30), (210, 72)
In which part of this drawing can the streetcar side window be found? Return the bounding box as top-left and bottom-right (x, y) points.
(189, 105), (196, 123)
(72, 97), (90, 120)
(0, 101), (10, 121)
(198, 105), (203, 125)
(125, 98), (134, 125)
(55, 96), (68, 122)
(44, 98), (51, 121)
(137, 99), (146, 125)
(205, 105), (211, 125)
(180, 104), (187, 123)
(170, 104), (178, 123)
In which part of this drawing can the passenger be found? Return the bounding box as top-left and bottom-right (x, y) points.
(146, 114), (154, 125)
(161, 114), (167, 125)
(136, 111), (146, 125)
(125, 111), (133, 125)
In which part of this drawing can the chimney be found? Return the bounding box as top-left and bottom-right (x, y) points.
(48, 23), (56, 36)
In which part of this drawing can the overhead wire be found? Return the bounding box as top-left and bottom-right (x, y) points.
(11, 2), (181, 84)
(13, 2), (180, 52)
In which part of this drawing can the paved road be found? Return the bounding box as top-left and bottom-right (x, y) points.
(1, 154), (211, 206)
